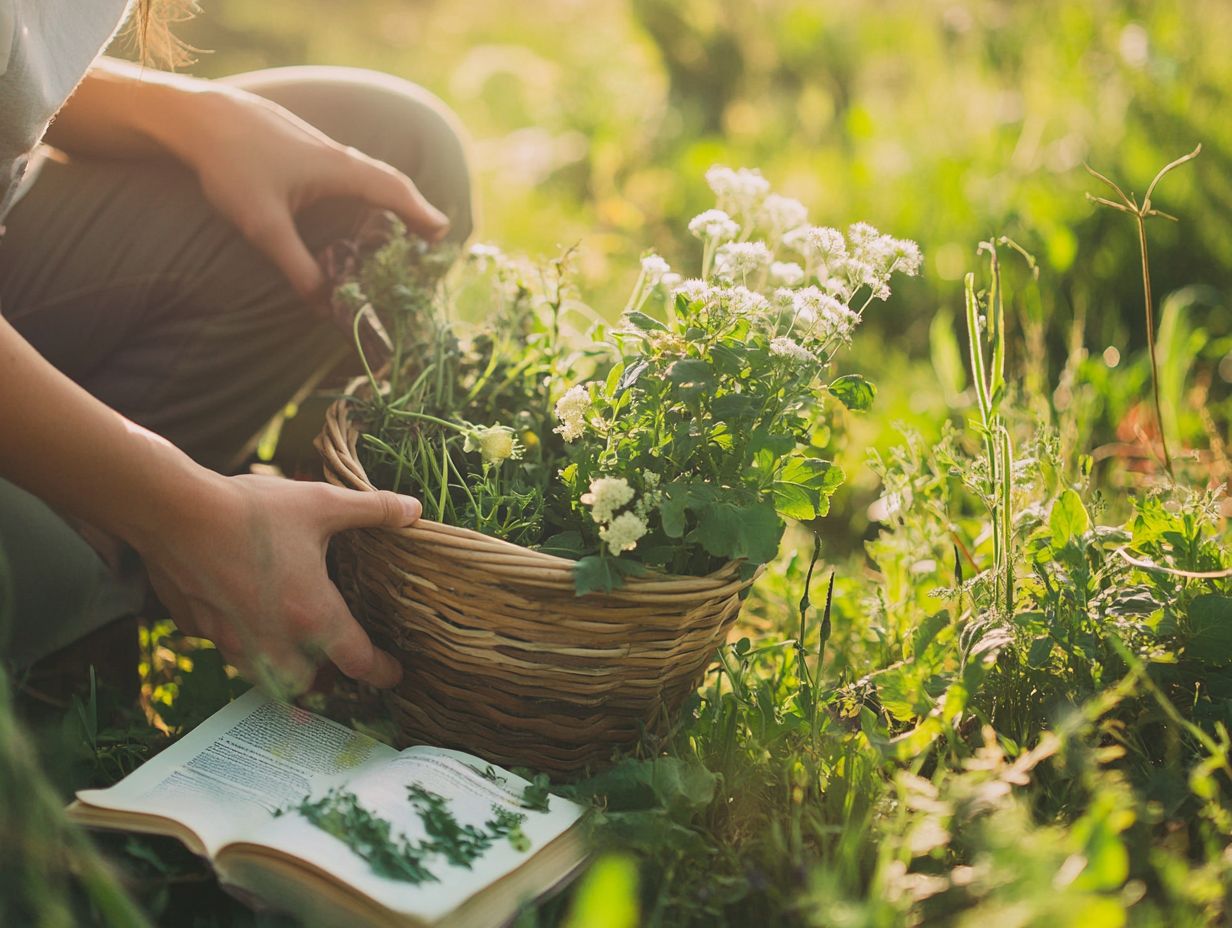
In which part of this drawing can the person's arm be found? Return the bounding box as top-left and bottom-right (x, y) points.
(0, 315), (411, 691)
(45, 57), (450, 298)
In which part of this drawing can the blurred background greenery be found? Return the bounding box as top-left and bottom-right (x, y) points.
(177, 0), (1231, 545)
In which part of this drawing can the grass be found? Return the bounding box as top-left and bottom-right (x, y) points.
(3, 1), (1232, 925)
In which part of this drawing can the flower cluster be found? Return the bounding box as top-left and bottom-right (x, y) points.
(581, 477), (648, 555)
(553, 384), (590, 443)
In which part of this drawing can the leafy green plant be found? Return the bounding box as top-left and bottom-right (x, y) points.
(346, 168), (919, 592)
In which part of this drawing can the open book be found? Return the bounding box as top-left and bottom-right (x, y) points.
(67, 689), (588, 928)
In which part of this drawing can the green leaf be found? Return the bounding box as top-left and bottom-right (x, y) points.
(828, 374), (877, 411)
(691, 499), (783, 565)
(1185, 594), (1232, 665)
(712, 393), (756, 419)
(772, 481), (818, 521)
(603, 362), (625, 400)
(709, 344), (748, 376)
(617, 360), (649, 393)
(574, 555), (648, 596)
(538, 531), (587, 559)
(1049, 488), (1090, 547)
(624, 310), (667, 332)
(774, 458), (845, 520)
(568, 756), (717, 821)
(667, 358), (714, 387)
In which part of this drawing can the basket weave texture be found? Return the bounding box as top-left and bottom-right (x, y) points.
(315, 397), (756, 776)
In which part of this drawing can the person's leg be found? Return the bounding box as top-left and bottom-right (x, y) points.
(0, 66), (472, 666)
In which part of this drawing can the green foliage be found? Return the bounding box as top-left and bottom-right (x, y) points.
(347, 172), (916, 592)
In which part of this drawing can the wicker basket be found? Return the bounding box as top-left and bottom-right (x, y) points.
(314, 397), (756, 776)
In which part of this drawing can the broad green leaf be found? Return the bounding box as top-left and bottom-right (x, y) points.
(658, 482), (714, 538)
(709, 344), (748, 376)
(624, 310), (667, 332)
(691, 499), (783, 564)
(1185, 594), (1232, 665)
(667, 358), (713, 385)
(779, 457), (843, 492)
(828, 374), (877, 411)
(772, 481), (818, 521)
(538, 531), (587, 558)
(712, 393), (756, 419)
(1049, 488), (1090, 546)
(574, 555), (647, 596)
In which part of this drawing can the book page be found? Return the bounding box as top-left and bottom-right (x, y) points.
(234, 746), (585, 923)
(75, 688), (396, 855)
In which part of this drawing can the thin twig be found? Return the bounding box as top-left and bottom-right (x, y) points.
(1113, 546), (1232, 579)
(1084, 145), (1202, 480)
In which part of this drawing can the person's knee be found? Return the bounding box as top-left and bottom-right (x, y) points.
(224, 66), (474, 243)
(383, 78), (474, 243)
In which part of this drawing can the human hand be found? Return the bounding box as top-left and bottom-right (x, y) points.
(139, 472), (418, 694)
(181, 89), (450, 298)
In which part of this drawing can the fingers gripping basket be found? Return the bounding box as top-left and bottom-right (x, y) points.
(316, 398), (756, 776)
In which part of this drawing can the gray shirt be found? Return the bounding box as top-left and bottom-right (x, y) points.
(0, 0), (131, 220)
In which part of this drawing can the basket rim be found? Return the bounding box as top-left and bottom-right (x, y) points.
(314, 394), (756, 597)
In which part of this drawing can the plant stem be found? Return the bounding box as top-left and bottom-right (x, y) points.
(1135, 212), (1172, 477)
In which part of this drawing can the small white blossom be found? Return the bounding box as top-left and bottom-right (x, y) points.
(717, 285), (771, 317)
(661, 271), (683, 291)
(600, 511), (648, 555)
(784, 226), (847, 268)
(688, 208), (740, 243)
(581, 477), (636, 524)
(640, 253), (670, 285)
(769, 336), (816, 364)
(792, 287), (861, 342)
(705, 165), (771, 216)
(769, 261), (805, 287)
(674, 278), (720, 306)
(890, 238), (923, 277)
(553, 384), (590, 443)
(759, 193), (809, 234)
(714, 241), (772, 281)
(468, 242), (505, 269)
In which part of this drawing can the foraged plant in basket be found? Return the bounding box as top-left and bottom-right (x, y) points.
(315, 166), (921, 775)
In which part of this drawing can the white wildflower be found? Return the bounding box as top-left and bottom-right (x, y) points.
(769, 336), (815, 364)
(717, 285), (771, 317)
(705, 165), (771, 215)
(464, 425), (521, 465)
(714, 241), (772, 281)
(674, 278), (719, 306)
(769, 261), (805, 287)
(783, 226), (847, 267)
(792, 287), (861, 341)
(890, 238), (923, 277)
(688, 208), (740, 243)
(640, 253), (670, 285)
(581, 476), (636, 524)
(661, 271), (683, 291)
(468, 242), (504, 269)
(553, 384), (590, 443)
(759, 193), (808, 234)
(599, 511), (648, 555)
